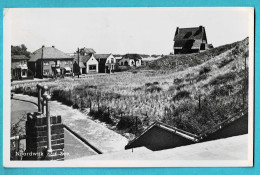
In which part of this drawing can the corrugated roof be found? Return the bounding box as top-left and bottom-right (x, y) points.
(174, 26), (204, 41)
(12, 55), (30, 60)
(29, 47), (72, 62)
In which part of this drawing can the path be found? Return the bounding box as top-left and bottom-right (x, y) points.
(13, 94), (128, 153)
(11, 99), (99, 160)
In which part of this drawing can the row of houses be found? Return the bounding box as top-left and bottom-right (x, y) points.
(11, 46), (150, 79)
(11, 26), (213, 79)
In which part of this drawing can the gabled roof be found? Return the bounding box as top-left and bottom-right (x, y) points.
(12, 55), (30, 60)
(126, 121), (199, 149)
(174, 26), (205, 41)
(94, 54), (111, 59)
(94, 54), (112, 64)
(29, 47), (72, 62)
(122, 54), (142, 61)
(72, 55), (93, 63)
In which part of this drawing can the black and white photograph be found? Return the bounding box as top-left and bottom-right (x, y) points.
(3, 7), (254, 167)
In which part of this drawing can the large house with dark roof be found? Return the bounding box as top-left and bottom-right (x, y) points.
(173, 26), (213, 54)
(94, 54), (116, 73)
(28, 46), (74, 78)
(11, 55), (31, 80)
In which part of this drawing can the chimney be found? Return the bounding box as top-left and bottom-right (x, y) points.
(52, 46), (55, 48)
(199, 26), (203, 31)
(42, 45), (45, 48)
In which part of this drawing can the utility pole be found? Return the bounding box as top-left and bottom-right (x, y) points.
(41, 45), (44, 79)
(78, 48), (80, 79)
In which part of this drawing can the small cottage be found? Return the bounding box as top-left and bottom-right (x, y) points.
(173, 26), (213, 54)
(11, 55), (30, 80)
(73, 54), (99, 74)
(94, 54), (116, 73)
(28, 46), (74, 78)
(119, 54), (142, 67)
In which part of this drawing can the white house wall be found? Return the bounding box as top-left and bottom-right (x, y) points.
(105, 55), (116, 64)
(119, 58), (142, 67)
(86, 55), (99, 73)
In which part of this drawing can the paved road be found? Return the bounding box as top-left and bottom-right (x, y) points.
(12, 94), (128, 153)
(11, 98), (98, 160)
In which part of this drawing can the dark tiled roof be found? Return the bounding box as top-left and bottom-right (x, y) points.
(94, 54), (111, 64)
(72, 55), (92, 63)
(94, 54), (111, 59)
(81, 48), (96, 54)
(122, 54), (142, 61)
(174, 26), (204, 41)
(29, 47), (72, 62)
(12, 55), (30, 60)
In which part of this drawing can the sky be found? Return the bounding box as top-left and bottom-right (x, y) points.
(5, 7), (251, 55)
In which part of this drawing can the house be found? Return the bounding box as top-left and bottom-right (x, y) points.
(28, 46), (74, 78)
(173, 26), (213, 54)
(94, 54), (116, 73)
(73, 54), (99, 74)
(118, 54), (142, 67)
(125, 121), (199, 151)
(11, 55), (31, 80)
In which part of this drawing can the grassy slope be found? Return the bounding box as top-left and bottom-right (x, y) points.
(12, 37), (249, 137)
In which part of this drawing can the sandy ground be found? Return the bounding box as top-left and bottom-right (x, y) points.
(12, 94), (128, 153)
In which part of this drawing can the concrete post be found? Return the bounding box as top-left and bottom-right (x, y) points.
(43, 93), (52, 155)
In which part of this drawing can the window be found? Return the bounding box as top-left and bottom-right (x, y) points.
(124, 61), (128, 66)
(65, 61), (68, 65)
(43, 61), (49, 66)
(89, 65), (96, 70)
(43, 69), (49, 75)
(22, 69), (27, 76)
(121, 62), (123, 66)
(111, 58), (114, 63)
(57, 60), (60, 65)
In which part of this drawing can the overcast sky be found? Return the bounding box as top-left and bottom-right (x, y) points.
(5, 7), (251, 55)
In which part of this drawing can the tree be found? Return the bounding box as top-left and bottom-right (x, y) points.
(11, 44), (31, 57)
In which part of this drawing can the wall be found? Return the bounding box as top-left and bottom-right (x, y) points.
(125, 125), (195, 151)
(24, 112), (64, 160)
(86, 55), (99, 73)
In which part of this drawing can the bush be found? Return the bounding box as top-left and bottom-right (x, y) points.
(199, 66), (211, 75)
(173, 90), (190, 101)
(196, 74), (208, 82)
(145, 85), (162, 93)
(174, 78), (183, 84)
(218, 58), (234, 68)
(117, 115), (142, 134)
(209, 72), (236, 86)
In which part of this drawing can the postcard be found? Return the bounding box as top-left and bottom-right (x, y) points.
(3, 7), (254, 167)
